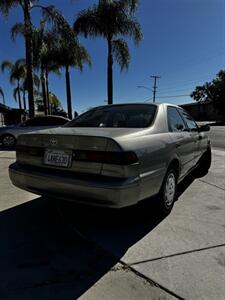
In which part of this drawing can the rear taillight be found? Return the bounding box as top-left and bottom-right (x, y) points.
(73, 150), (138, 165)
(16, 145), (45, 156)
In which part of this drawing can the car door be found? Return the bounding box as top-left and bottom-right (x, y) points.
(178, 108), (202, 165)
(167, 106), (195, 177)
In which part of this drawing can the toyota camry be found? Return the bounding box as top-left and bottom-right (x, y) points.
(9, 103), (211, 214)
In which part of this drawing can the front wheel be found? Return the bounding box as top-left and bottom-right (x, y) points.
(1, 134), (16, 148)
(157, 168), (178, 216)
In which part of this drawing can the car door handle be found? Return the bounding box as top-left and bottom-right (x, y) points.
(175, 142), (181, 148)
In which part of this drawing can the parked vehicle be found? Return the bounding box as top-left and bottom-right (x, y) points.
(9, 103), (211, 214)
(0, 115), (70, 147)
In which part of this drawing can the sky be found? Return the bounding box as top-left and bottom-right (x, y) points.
(0, 0), (224, 114)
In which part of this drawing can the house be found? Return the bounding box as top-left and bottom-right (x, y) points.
(180, 102), (224, 121)
(0, 103), (26, 126)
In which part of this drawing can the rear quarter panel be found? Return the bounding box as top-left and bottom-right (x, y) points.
(116, 131), (175, 200)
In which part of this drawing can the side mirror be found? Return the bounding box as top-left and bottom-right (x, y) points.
(199, 124), (210, 132)
(175, 124), (184, 131)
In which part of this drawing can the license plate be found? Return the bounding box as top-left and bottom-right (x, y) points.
(44, 150), (72, 167)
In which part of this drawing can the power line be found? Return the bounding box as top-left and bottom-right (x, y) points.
(157, 94), (190, 99)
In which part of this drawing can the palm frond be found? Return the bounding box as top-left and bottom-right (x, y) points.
(118, 17), (142, 44)
(9, 73), (17, 85)
(74, 0), (142, 43)
(112, 38), (130, 71)
(117, 0), (139, 14)
(1, 60), (13, 72)
(13, 87), (19, 102)
(0, 0), (20, 16)
(74, 6), (102, 38)
(11, 22), (25, 41)
(42, 6), (75, 42)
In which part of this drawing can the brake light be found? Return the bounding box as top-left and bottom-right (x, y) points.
(73, 150), (138, 165)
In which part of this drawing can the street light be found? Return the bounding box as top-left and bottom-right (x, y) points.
(137, 85), (152, 101)
(137, 85), (151, 91)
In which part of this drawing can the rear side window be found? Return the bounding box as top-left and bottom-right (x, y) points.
(24, 117), (67, 127)
(178, 109), (198, 132)
(65, 104), (157, 128)
(167, 107), (186, 132)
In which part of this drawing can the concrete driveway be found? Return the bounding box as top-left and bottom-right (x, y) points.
(0, 145), (225, 300)
(71, 148), (224, 300)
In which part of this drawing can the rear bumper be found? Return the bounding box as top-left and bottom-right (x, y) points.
(9, 163), (141, 208)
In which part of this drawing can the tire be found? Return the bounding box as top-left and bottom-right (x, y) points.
(1, 134), (16, 148)
(196, 147), (211, 177)
(157, 167), (178, 216)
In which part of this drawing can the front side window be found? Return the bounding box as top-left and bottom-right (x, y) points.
(167, 107), (186, 132)
(178, 109), (198, 131)
(65, 104), (157, 128)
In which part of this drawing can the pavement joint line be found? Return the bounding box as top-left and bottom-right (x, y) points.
(56, 206), (186, 300)
(198, 179), (225, 191)
(127, 243), (225, 266)
(119, 260), (186, 300)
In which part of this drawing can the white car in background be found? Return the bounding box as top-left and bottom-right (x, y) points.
(0, 115), (70, 148)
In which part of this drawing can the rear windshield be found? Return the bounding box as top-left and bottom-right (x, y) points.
(65, 104), (157, 128)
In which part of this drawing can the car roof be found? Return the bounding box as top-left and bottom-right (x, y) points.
(29, 115), (69, 120)
(89, 102), (180, 109)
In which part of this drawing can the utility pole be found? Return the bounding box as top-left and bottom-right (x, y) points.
(151, 75), (161, 103)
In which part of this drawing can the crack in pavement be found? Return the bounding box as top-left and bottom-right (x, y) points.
(198, 179), (225, 191)
(127, 243), (225, 266)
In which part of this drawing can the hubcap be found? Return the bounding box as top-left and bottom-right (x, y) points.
(3, 136), (15, 147)
(164, 173), (176, 207)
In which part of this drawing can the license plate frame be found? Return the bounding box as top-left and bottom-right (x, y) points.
(44, 149), (72, 168)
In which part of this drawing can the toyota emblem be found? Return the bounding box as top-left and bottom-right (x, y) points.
(49, 138), (58, 146)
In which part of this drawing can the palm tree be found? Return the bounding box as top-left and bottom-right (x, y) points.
(0, 0), (37, 117)
(74, 0), (142, 104)
(22, 72), (40, 110)
(11, 21), (61, 115)
(1, 59), (27, 110)
(52, 35), (91, 119)
(1, 1), (73, 117)
(1, 59), (40, 110)
(0, 87), (5, 105)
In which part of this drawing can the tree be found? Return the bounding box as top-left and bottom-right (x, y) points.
(0, 0), (37, 117)
(35, 91), (67, 117)
(22, 71), (40, 110)
(0, 87), (5, 105)
(11, 21), (60, 115)
(191, 70), (225, 116)
(51, 34), (91, 119)
(74, 0), (142, 104)
(10, 7), (84, 118)
(40, 6), (91, 119)
(1, 59), (26, 110)
(0, 1), (73, 117)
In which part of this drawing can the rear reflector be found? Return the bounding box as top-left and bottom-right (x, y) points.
(73, 150), (138, 165)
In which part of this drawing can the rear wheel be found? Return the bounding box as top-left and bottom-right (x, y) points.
(1, 134), (16, 148)
(157, 167), (178, 216)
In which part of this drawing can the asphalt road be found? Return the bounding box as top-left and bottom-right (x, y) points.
(208, 126), (225, 149)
